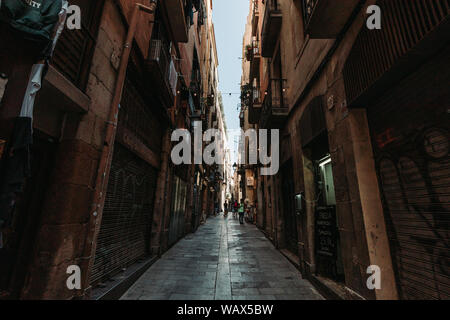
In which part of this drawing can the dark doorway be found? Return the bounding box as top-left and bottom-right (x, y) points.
(281, 160), (298, 255)
(311, 134), (345, 283)
(0, 131), (57, 298)
(261, 180), (266, 230)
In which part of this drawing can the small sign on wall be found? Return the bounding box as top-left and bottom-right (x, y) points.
(247, 177), (254, 187)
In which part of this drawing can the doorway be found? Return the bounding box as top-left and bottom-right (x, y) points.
(0, 131), (57, 298)
(282, 160), (298, 255)
(312, 140), (344, 282)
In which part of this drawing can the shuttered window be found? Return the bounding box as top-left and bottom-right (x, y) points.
(52, 0), (104, 91)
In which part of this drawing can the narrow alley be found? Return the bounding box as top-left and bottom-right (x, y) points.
(121, 215), (323, 300)
(0, 0), (449, 303)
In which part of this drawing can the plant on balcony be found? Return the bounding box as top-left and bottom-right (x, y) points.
(240, 83), (252, 107)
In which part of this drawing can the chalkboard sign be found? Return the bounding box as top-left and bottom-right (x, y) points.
(315, 206), (337, 257)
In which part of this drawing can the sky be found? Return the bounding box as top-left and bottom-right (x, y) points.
(212, 0), (249, 163)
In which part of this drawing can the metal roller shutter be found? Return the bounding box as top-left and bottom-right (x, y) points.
(168, 175), (188, 247)
(90, 69), (164, 285)
(90, 143), (158, 285)
(368, 48), (450, 300)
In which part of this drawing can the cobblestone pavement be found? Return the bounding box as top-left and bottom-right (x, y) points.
(121, 215), (324, 300)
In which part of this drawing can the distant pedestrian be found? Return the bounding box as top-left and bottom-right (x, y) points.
(233, 200), (238, 218)
(224, 201), (228, 217)
(238, 202), (245, 224)
(214, 201), (219, 216)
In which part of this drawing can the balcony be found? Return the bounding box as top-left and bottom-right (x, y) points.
(251, 0), (260, 36)
(302, 0), (360, 39)
(190, 70), (202, 109)
(261, 0), (282, 58)
(249, 39), (261, 79)
(163, 0), (190, 43)
(249, 85), (262, 124)
(259, 79), (288, 129)
(146, 39), (175, 107)
(207, 94), (215, 107)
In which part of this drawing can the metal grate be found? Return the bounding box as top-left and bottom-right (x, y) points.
(368, 48), (450, 300)
(168, 176), (188, 246)
(90, 143), (158, 285)
(344, 0), (450, 106)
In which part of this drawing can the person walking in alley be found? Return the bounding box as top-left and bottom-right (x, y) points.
(223, 200), (228, 217)
(238, 202), (245, 225)
(214, 201), (219, 216)
(233, 200), (238, 219)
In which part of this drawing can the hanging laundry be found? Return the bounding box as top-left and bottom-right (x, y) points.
(0, 64), (43, 227)
(0, 0), (67, 60)
(0, 115), (33, 227)
(169, 59), (178, 98)
(0, 1), (68, 228)
(0, 0), (62, 43)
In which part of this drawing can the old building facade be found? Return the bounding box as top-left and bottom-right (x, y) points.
(0, 0), (226, 300)
(240, 0), (449, 300)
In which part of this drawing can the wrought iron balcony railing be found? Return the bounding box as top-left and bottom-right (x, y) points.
(260, 78), (288, 128)
(301, 0), (360, 38)
(261, 0), (282, 57)
(147, 39), (175, 107)
(251, 0), (260, 36)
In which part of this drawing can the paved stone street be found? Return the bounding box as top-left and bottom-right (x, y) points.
(121, 215), (323, 300)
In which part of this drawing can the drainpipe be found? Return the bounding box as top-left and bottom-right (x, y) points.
(82, 1), (158, 297)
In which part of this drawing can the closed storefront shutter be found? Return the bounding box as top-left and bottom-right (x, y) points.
(90, 143), (158, 285)
(168, 175), (188, 247)
(90, 71), (163, 285)
(192, 184), (201, 232)
(368, 49), (450, 299)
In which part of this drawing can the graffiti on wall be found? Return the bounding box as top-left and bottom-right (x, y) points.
(90, 145), (157, 284)
(378, 127), (450, 299)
